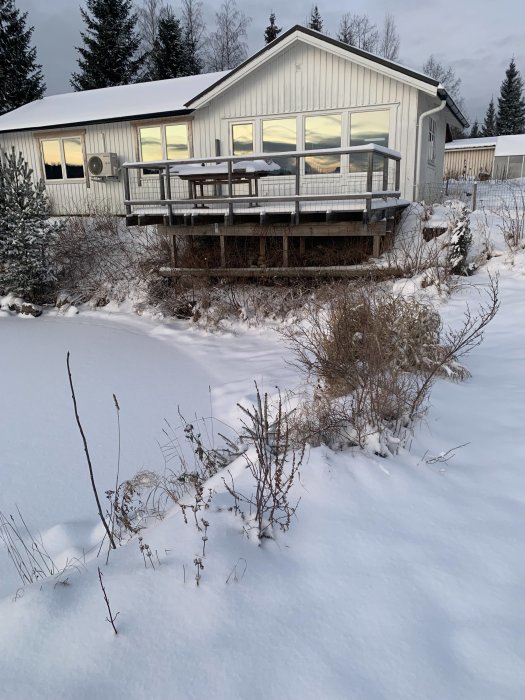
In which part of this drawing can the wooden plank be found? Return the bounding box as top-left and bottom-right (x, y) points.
(157, 221), (388, 238)
(159, 265), (405, 280)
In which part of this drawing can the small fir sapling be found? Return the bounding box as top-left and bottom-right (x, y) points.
(449, 205), (474, 276)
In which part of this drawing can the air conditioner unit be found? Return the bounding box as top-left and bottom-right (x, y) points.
(87, 152), (119, 178)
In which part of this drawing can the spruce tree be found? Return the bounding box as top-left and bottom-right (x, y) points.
(482, 98), (498, 136)
(449, 204), (474, 276)
(496, 58), (525, 135)
(308, 5), (323, 32)
(0, 148), (62, 299)
(0, 0), (45, 115)
(71, 0), (142, 90)
(264, 12), (281, 44)
(469, 120), (480, 138)
(148, 8), (187, 80)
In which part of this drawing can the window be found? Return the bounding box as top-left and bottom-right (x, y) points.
(41, 136), (85, 180)
(305, 114), (341, 174)
(262, 117), (297, 174)
(428, 117), (436, 163)
(232, 123), (254, 156)
(349, 111), (390, 172)
(508, 155), (524, 179)
(139, 123), (190, 172)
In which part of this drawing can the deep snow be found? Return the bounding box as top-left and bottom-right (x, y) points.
(1, 255), (525, 699)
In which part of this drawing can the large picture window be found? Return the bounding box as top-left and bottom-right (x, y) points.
(41, 136), (85, 180)
(139, 123), (190, 172)
(349, 111), (390, 173)
(262, 117), (297, 174)
(305, 114), (341, 174)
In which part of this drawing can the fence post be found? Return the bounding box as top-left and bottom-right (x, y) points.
(472, 182), (478, 211)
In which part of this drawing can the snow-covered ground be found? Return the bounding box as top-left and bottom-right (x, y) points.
(1, 248), (525, 698)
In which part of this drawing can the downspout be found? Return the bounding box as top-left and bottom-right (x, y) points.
(414, 98), (447, 201)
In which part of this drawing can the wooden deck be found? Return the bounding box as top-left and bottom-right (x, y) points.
(122, 145), (408, 272)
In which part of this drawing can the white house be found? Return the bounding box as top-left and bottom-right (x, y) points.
(0, 25), (466, 220)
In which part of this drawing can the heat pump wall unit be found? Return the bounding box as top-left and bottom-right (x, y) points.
(87, 152), (119, 178)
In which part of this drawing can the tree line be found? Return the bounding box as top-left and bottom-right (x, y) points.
(1, 0), (525, 139)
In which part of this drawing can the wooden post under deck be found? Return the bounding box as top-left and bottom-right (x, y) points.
(220, 235), (226, 267)
(259, 236), (266, 265)
(282, 233), (289, 267)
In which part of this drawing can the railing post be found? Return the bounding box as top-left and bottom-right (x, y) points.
(295, 156), (301, 224)
(123, 166), (131, 216)
(395, 158), (401, 192)
(227, 159), (233, 224)
(159, 170), (166, 201)
(382, 155), (389, 192)
(165, 165), (173, 225)
(366, 150), (374, 194)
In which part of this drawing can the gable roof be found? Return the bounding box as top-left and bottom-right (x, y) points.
(185, 25), (468, 128)
(0, 71), (229, 134)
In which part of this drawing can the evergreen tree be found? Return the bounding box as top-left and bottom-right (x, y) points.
(0, 148), (62, 299)
(264, 12), (281, 44)
(308, 5), (323, 32)
(0, 0), (45, 115)
(71, 0), (142, 91)
(448, 204), (474, 276)
(496, 58), (525, 135)
(147, 8), (187, 80)
(482, 98), (498, 136)
(469, 120), (480, 138)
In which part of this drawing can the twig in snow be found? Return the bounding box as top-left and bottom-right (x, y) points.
(98, 567), (119, 635)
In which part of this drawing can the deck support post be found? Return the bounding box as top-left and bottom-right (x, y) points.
(220, 235), (226, 267)
(259, 236), (266, 265)
(299, 236), (305, 259)
(171, 234), (177, 266)
(372, 234), (381, 258)
(282, 233), (289, 267)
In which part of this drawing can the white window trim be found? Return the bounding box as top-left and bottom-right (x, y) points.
(428, 117), (436, 165)
(39, 135), (86, 183)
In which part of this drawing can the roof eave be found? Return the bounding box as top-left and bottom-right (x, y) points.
(437, 88), (469, 129)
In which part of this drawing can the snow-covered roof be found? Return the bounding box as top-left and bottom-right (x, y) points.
(0, 71), (229, 133)
(494, 135), (525, 157)
(445, 137), (497, 151)
(446, 134), (525, 156)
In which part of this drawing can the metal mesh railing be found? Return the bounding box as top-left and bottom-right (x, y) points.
(418, 179), (525, 213)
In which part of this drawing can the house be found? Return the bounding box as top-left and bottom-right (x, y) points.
(445, 134), (525, 180)
(0, 26), (467, 270)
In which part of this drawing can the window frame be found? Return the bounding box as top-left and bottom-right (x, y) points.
(348, 108), (391, 174)
(135, 118), (193, 176)
(39, 133), (86, 183)
(303, 112), (343, 176)
(428, 117), (437, 165)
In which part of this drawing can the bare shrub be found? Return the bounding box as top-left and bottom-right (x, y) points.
(493, 182), (525, 249)
(223, 385), (303, 540)
(285, 276), (499, 455)
(51, 209), (166, 305)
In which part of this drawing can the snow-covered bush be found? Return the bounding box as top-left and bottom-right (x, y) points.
(449, 204), (474, 276)
(0, 148), (62, 300)
(286, 278), (499, 455)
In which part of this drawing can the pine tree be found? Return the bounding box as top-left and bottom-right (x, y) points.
(147, 8), (187, 80)
(0, 148), (62, 299)
(71, 0), (143, 91)
(448, 204), (474, 276)
(496, 58), (525, 135)
(308, 5), (323, 32)
(264, 12), (281, 44)
(469, 120), (480, 138)
(0, 0), (45, 115)
(482, 98), (498, 136)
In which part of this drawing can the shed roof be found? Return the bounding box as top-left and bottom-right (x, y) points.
(0, 71), (229, 134)
(445, 134), (525, 156)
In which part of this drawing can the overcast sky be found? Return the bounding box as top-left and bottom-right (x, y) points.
(16, 0), (525, 126)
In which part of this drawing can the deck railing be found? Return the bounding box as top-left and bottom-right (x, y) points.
(122, 145), (402, 224)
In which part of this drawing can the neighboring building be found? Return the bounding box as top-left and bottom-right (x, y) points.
(0, 26), (466, 217)
(445, 134), (525, 180)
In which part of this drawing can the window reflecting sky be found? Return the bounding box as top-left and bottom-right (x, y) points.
(140, 126), (162, 162)
(232, 123), (254, 156)
(166, 124), (189, 160)
(305, 114), (341, 174)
